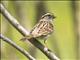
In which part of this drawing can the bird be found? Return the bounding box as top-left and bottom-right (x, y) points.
(30, 13), (55, 44)
(21, 13), (55, 45)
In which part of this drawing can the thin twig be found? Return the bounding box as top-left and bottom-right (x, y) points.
(0, 34), (36, 60)
(0, 3), (60, 60)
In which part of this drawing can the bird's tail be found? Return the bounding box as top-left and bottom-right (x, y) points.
(20, 35), (33, 41)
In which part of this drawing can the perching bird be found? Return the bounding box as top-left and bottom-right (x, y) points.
(30, 13), (55, 43)
(21, 13), (55, 45)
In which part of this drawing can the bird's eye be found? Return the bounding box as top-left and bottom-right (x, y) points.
(47, 15), (52, 18)
(46, 15), (53, 19)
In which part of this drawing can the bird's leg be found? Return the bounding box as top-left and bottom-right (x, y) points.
(44, 39), (48, 48)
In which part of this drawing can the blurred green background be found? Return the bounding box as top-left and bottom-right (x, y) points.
(1, 1), (80, 60)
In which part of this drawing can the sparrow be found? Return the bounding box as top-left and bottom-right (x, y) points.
(30, 13), (55, 43)
(21, 13), (55, 45)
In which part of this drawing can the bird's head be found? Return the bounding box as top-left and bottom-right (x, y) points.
(41, 13), (56, 21)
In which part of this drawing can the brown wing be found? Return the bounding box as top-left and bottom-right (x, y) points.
(38, 21), (53, 35)
(30, 20), (53, 38)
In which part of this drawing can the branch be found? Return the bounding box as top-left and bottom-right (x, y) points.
(0, 3), (60, 60)
(0, 34), (35, 60)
